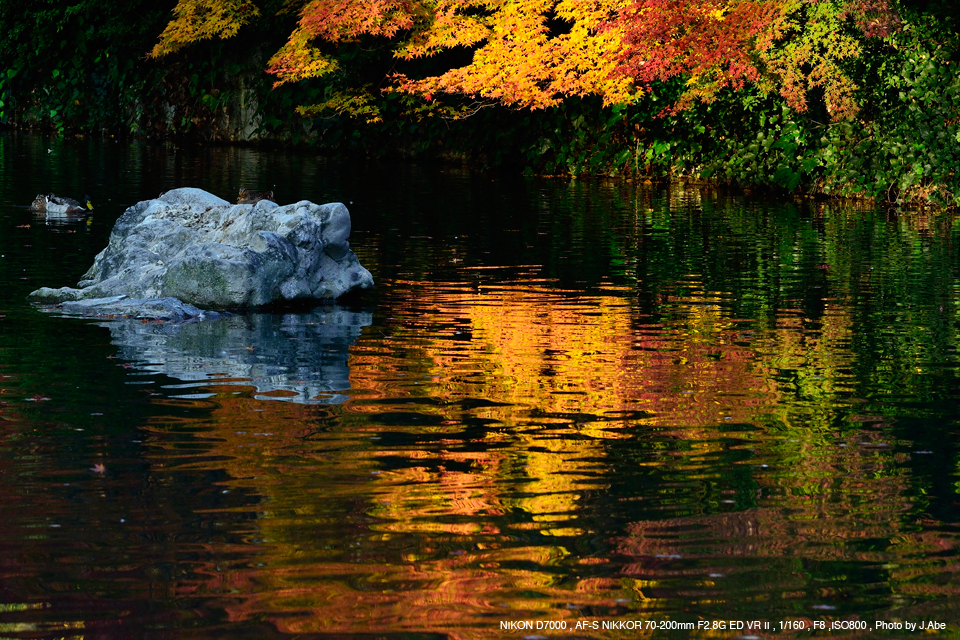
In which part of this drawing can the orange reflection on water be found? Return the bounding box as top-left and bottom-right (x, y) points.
(131, 273), (950, 637)
(350, 276), (791, 429)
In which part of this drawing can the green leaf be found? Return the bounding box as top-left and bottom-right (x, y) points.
(774, 167), (802, 191)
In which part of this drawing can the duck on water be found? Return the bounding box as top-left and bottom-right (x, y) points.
(237, 188), (274, 204)
(31, 194), (93, 215)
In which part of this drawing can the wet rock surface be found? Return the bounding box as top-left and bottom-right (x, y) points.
(29, 187), (373, 314)
(47, 296), (228, 322)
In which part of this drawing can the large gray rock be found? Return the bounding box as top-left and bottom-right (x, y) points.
(30, 187), (373, 308)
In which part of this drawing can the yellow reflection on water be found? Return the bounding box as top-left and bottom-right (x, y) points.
(352, 277), (790, 428)
(130, 273), (958, 637)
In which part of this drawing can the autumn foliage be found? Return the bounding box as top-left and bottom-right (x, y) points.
(389, 0), (638, 109)
(150, 0), (904, 121)
(267, 0), (424, 85)
(151, 0), (261, 58)
(616, 0), (901, 119)
(143, 0), (960, 209)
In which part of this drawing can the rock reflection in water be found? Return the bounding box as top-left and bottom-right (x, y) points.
(100, 306), (372, 403)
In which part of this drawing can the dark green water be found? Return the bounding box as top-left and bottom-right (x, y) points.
(1, 131), (959, 639)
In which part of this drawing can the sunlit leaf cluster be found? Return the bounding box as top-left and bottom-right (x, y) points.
(150, 0), (906, 119)
(389, 0), (639, 109)
(150, 0), (261, 57)
(266, 0), (423, 85)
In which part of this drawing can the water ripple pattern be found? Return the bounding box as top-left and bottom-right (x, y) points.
(0, 132), (959, 638)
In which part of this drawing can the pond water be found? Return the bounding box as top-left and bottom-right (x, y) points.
(1, 131), (959, 638)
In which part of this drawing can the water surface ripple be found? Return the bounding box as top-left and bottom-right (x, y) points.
(0, 132), (958, 638)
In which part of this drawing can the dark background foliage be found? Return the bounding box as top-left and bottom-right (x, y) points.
(1, 0), (958, 205)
